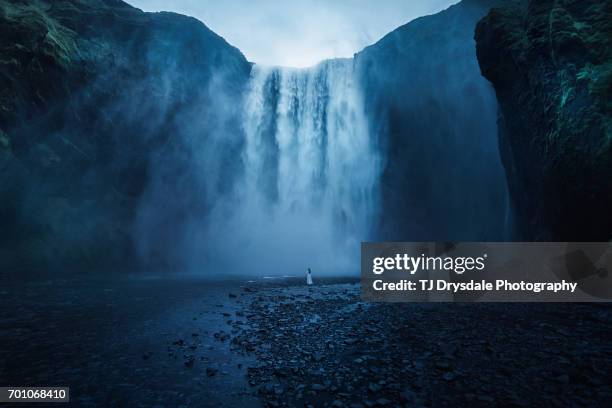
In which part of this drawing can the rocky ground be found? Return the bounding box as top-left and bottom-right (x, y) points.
(1, 277), (611, 407)
(225, 279), (612, 407)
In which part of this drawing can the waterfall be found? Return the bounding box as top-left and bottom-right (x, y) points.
(211, 59), (380, 275)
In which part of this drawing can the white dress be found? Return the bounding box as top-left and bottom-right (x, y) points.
(306, 272), (313, 285)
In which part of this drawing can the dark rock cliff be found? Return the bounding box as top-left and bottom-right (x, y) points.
(0, 0), (251, 274)
(356, 0), (516, 241)
(476, 0), (612, 240)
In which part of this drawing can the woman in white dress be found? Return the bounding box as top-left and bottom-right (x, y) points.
(306, 268), (313, 285)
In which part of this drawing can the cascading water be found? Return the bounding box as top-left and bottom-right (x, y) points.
(207, 59), (381, 275)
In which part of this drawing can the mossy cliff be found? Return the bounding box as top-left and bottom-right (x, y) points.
(476, 0), (612, 240)
(0, 0), (250, 274)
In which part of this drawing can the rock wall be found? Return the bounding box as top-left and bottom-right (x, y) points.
(6, 0), (595, 275)
(0, 0), (251, 274)
(476, 0), (612, 240)
(356, 0), (514, 242)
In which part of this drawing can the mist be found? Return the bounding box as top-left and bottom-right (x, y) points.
(0, 0), (510, 278)
(129, 0), (459, 67)
(206, 62), (380, 276)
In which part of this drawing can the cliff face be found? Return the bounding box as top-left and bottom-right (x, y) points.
(476, 0), (612, 240)
(0, 0), (251, 273)
(356, 0), (515, 241)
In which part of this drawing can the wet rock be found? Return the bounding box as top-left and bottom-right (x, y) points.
(368, 382), (382, 393)
(442, 372), (456, 381)
(435, 360), (451, 370)
(399, 389), (419, 403)
(213, 331), (230, 341)
(226, 283), (611, 407)
(477, 395), (494, 403)
(311, 384), (326, 391)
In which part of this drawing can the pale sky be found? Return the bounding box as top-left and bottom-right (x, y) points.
(128, 0), (458, 67)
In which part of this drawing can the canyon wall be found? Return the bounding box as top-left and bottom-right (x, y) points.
(355, 0), (514, 242)
(4, 0), (587, 275)
(476, 0), (612, 240)
(0, 0), (251, 273)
